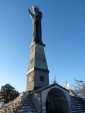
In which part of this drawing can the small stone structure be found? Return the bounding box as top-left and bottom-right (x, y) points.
(32, 83), (71, 113)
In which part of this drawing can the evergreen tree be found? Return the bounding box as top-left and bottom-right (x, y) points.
(0, 84), (19, 103)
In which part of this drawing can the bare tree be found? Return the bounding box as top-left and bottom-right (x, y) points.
(74, 80), (85, 97)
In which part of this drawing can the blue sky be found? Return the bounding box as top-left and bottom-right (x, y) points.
(0, 0), (85, 92)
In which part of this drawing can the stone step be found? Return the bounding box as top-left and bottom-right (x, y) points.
(17, 109), (36, 112)
(72, 111), (85, 113)
(17, 108), (36, 113)
(71, 96), (85, 113)
(17, 111), (35, 113)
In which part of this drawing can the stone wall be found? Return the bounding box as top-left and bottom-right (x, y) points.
(0, 94), (23, 113)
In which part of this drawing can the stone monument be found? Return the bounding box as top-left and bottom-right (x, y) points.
(0, 5), (85, 113)
(26, 6), (49, 91)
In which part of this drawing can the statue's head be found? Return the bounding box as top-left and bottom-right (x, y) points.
(32, 5), (39, 12)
